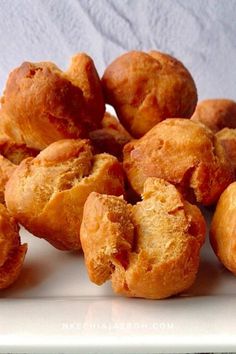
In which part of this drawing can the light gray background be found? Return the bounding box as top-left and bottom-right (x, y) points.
(0, 0), (235, 100)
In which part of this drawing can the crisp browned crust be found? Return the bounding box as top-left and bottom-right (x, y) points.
(0, 203), (27, 289)
(89, 112), (132, 159)
(0, 53), (104, 150)
(123, 118), (234, 205)
(5, 139), (124, 251)
(80, 178), (206, 299)
(191, 99), (236, 133)
(66, 53), (105, 126)
(210, 182), (236, 274)
(102, 51), (197, 138)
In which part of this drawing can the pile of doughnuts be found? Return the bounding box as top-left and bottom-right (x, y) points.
(0, 50), (236, 299)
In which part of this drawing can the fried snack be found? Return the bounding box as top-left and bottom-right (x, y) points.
(89, 112), (132, 159)
(5, 139), (124, 251)
(102, 50), (197, 138)
(191, 99), (236, 133)
(210, 182), (236, 274)
(81, 178), (206, 299)
(0, 203), (27, 289)
(216, 128), (236, 174)
(0, 53), (105, 150)
(123, 119), (234, 205)
(0, 156), (16, 204)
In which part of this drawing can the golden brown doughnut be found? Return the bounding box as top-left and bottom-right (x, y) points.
(5, 139), (124, 251)
(102, 50), (197, 138)
(216, 128), (236, 174)
(210, 182), (236, 274)
(0, 203), (27, 289)
(0, 53), (105, 150)
(80, 178), (206, 299)
(191, 99), (236, 133)
(89, 112), (132, 159)
(123, 118), (234, 205)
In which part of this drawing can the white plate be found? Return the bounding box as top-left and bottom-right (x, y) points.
(0, 208), (236, 354)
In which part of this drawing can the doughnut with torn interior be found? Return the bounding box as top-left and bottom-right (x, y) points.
(80, 178), (206, 299)
(5, 139), (124, 251)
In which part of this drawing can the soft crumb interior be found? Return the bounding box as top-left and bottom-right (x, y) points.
(131, 182), (189, 265)
(83, 193), (133, 284)
(17, 149), (93, 217)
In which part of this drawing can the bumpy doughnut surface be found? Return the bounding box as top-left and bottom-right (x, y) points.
(123, 118), (234, 205)
(5, 139), (124, 251)
(102, 50), (197, 137)
(0, 203), (27, 289)
(81, 178), (206, 299)
(191, 99), (236, 133)
(210, 182), (236, 274)
(0, 53), (104, 150)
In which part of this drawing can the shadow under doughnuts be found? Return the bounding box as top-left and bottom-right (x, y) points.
(0, 261), (49, 297)
(185, 258), (223, 296)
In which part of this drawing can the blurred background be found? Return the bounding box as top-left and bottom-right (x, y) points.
(0, 0), (235, 99)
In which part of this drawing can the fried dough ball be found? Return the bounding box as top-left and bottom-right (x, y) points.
(123, 119), (234, 205)
(0, 203), (27, 289)
(102, 50), (197, 138)
(0, 156), (16, 204)
(210, 182), (236, 274)
(81, 178), (206, 299)
(191, 99), (236, 133)
(0, 53), (105, 150)
(5, 139), (124, 251)
(216, 128), (236, 174)
(89, 112), (132, 159)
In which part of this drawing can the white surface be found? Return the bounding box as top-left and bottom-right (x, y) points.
(0, 210), (236, 353)
(0, 1), (236, 353)
(0, 0), (235, 100)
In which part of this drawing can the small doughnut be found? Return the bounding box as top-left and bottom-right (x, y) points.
(0, 53), (105, 150)
(123, 118), (234, 205)
(81, 178), (206, 299)
(5, 139), (124, 251)
(102, 50), (197, 137)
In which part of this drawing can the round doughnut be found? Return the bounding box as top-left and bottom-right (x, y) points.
(102, 50), (197, 137)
